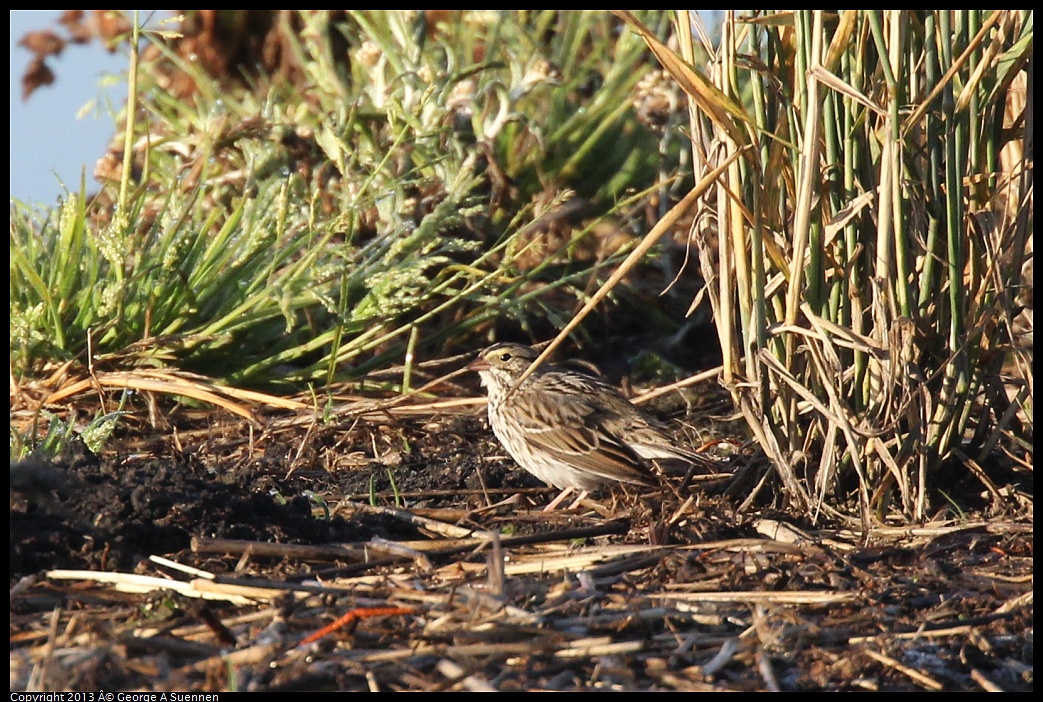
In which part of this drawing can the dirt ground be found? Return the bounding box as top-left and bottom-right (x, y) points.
(9, 382), (1033, 692)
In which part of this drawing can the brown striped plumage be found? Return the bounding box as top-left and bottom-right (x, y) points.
(469, 342), (705, 491)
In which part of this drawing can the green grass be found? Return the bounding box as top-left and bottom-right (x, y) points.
(630, 9), (1033, 522)
(10, 11), (685, 394)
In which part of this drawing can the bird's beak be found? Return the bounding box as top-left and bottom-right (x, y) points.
(467, 356), (491, 372)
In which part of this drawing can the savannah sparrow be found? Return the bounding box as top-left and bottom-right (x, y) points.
(469, 342), (705, 491)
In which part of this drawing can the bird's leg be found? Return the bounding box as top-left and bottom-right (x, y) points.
(565, 489), (590, 511)
(542, 486), (582, 511)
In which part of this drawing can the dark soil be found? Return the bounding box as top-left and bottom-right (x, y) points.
(9, 388), (1033, 692)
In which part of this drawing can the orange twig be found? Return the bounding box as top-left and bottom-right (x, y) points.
(299, 606), (416, 646)
(696, 438), (737, 453)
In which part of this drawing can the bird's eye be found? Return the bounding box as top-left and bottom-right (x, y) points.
(498, 352), (512, 362)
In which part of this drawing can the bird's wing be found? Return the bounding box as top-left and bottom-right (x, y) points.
(516, 374), (658, 486)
